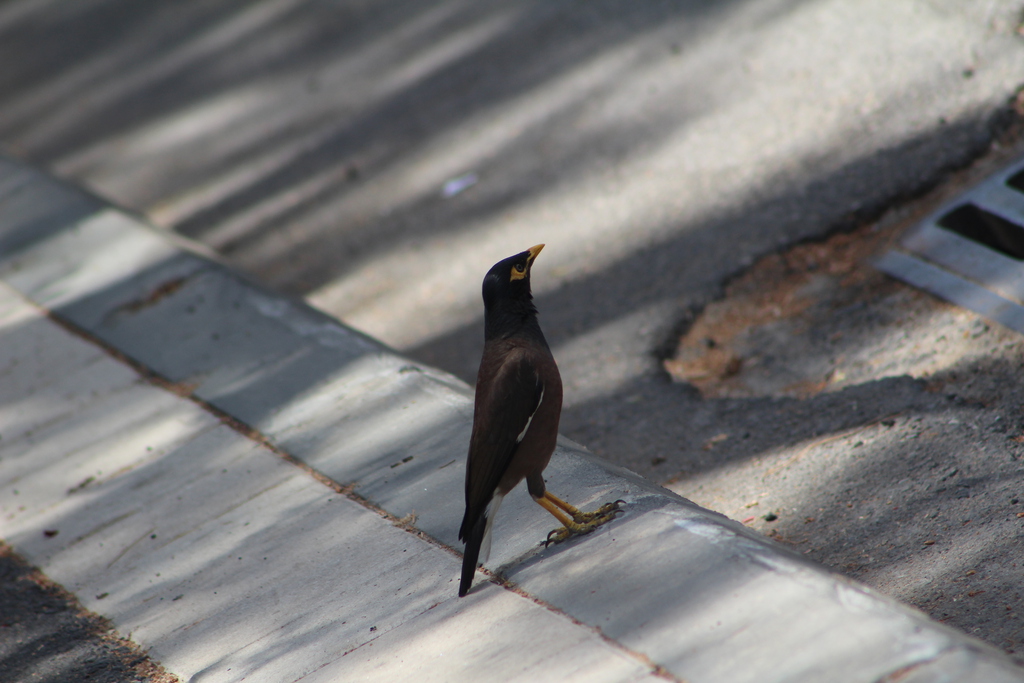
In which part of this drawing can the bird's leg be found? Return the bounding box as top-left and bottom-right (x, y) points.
(534, 492), (624, 546)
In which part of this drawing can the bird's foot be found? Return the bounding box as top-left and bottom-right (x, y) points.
(570, 499), (625, 525)
(545, 500), (625, 546)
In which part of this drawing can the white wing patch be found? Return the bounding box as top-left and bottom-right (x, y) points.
(516, 385), (543, 444)
(479, 492), (505, 563)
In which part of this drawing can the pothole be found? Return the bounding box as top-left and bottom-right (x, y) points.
(663, 206), (1017, 400)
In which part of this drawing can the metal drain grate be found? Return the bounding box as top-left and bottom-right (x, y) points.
(875, 155), (1024, 333)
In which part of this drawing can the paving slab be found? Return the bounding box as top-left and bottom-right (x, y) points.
(0, 279), (650, 683)
(2, 155), (1024, 682)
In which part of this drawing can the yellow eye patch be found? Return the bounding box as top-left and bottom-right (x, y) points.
(510, 262), (527, 281)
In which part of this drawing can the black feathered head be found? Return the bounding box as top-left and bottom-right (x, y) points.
(481, 244), (545, 338)
(482, 244), (544, 309)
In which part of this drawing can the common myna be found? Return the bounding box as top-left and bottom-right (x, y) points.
(458, 244), (622, 597)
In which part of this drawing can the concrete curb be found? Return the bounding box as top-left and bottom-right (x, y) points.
(0, 154), (1021, 682)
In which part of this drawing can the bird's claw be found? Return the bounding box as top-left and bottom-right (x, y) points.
(570, 499), (625, 525)
(545, 527), (572, 546)
(544, 500), (626, 547)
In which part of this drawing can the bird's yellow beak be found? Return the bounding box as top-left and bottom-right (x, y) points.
(510, 245), (544, 282)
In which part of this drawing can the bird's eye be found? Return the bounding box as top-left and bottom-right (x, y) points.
(509, 261), (529, 281)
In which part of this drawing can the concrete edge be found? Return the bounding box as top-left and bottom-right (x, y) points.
(0, 154), (1021, 683)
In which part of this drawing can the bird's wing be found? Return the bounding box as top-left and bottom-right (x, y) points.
(461, 348), (543, 539)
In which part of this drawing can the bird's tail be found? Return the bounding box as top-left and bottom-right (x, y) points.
(459, 513), (487, 597)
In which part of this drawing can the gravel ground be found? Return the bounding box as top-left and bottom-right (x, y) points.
(0, 542), (176, 683)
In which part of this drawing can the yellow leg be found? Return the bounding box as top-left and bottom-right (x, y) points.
(535, 494), (583, 530)
(544, 492), (623, 525)
(544, 492), (582, 515)
(534, 492), (624, 545)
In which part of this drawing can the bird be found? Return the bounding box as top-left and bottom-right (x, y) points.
(458, 244), (622, 597)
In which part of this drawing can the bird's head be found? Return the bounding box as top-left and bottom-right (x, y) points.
(482, 244), (544, 311)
